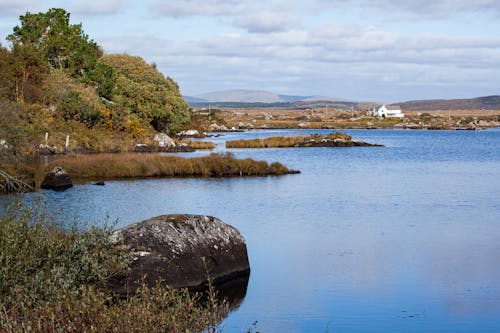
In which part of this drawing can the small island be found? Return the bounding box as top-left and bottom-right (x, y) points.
(226, 132), (382, 148)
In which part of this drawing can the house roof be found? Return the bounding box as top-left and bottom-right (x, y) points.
(385, 105), (401, 110)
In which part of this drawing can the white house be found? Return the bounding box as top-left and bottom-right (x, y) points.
(372, 104), (404, 118)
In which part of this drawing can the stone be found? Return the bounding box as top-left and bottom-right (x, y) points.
(41, 166), (73, 191)
(38, 143), (58, 155)
(109, 215), (250, 293)
(208, 123), (229, 132)
(134, 143), (153, 152)
(0, 139), (9, 150)
(178, 129), (200, 137)
(154, 133), (176, 148)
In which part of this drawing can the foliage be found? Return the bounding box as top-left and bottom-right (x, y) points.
(0, 202), (131, 305)
(101, 54), (190, 134)
(1, 284), (221, 333)
(0, 43), (46, 103)
(7, 8), (100, 76)
(1, 9), (191, 160)
(46, 152), (298, 180)
(0, 203), (222, 333)
(87, 61), (116, 100)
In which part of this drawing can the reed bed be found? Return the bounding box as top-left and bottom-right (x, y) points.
(47, 152), (298, 180)
(185, 140), (216, 150)
(226, 132), (353, 148)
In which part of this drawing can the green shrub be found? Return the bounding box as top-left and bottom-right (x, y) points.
(0, 202), (223, 332)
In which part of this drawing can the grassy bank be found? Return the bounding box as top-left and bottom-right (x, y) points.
(226, 132), (353, 148)
(183, 140), (217, 150)
(46, 152), (298, 180)
(0, 204), (221, 332)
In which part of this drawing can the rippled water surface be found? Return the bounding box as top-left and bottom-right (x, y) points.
(3, 129), (500, 332)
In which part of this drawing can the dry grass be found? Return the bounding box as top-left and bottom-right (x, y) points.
(226, 132), (352, 148)
(184, 140), (216, 150)
(47, 152), (298, 180)
(0, 203), (222, 333)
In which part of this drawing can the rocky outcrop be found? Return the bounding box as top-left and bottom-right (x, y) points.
(109, 215), (250, 293)
(41, 166), (73, 191)
(178, 129), (201, 137)
(154, 133), (176, 148)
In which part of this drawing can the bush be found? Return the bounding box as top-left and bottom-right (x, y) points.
(0, 202), (223, 332)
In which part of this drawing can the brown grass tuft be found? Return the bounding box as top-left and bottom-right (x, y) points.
(47, 152), (298, 180)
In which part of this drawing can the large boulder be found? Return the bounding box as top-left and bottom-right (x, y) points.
(41, 166), (73, 191)
(154, 133), (176, 148)
(110, 215), (250, 293)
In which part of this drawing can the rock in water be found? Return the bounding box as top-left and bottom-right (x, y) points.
(40, 166), (73, 191)
(110, 215), (250, 292)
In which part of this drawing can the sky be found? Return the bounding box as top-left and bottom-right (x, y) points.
(0, 0), (499, 103)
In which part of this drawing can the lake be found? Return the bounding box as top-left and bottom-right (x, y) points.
(3, 129), (500, 332)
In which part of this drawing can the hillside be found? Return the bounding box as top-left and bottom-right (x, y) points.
(0, 8), (190, 168)
(394, 95), (500, 111)
(187, 89), (349, 104)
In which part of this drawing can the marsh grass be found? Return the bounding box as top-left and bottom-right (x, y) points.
(185, 140), (217, 150)
(46, 152), (297, 180)
(226, 132), (353, 148)
(0, 202), (223, 333)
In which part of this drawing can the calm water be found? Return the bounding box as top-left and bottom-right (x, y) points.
(3, 129), (500, 332)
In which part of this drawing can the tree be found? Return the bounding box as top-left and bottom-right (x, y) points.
(7, 8), (100, 77)
(100, 54), (190, 134)
(0, 43), (46, 103)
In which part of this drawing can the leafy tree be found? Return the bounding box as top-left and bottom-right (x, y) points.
(0, 43), (46, 103)
(88, 62), (116, 100)
(7, 8), (100, 77)
(101, 54), (190, 134)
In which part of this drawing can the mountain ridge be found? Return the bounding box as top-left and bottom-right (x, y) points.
(185, 90), (500, 110)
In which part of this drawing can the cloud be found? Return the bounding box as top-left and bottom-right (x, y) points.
(317, 0), (500, 18)
(99, 20), (500, 99)
(66, 0), (125, 16)
(0, 0), (42, 17)
(232, 11), (299, 33)
(149, 0), (301, 33)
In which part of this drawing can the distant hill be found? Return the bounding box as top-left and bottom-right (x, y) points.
(395, 95), (500, 111)
(196, 90), (284, 103)
(188, 89), (349, 104)
(186, 90), (500, 111)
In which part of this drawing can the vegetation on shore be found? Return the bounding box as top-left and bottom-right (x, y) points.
(0, 8), (190, 178)
(226, 132), (353, 148)
(45, 152), (298, 181)
(0, 203), (222, 332)
(183, 140), (217, 150)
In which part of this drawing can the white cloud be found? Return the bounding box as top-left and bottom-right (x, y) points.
(317, 0), (500, 17)
(149, 0), (301, 33)
(99, 19), (500, 99)
(0, 0), (43, 17)
(66, 0), (125, 16)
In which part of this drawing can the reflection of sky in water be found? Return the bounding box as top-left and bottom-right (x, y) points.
(2, 129), (500, 332)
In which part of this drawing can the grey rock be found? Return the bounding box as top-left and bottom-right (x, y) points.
(109, 215), (250, 293)
(178, 129), (200, 137)
(134, 143), (153, 152)
(38, 143), (58, 155)
(41, 166), (73, 191)
(154, 133), (176, 148)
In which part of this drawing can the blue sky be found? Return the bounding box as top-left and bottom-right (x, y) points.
(0, 0), (499, 102)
